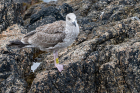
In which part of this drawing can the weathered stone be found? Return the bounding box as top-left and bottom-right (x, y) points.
(25, 3), (74, 32)
(0, 56), (28, 93)
(0, 0), (23, 33)
(59, 3), (73, 19)
(98, 40), (140, 92)
(23, 3), (74, 32)
(29, 60), (96, 93)
(30, 6), (64, 25)
(23, 2), (56, 20)
(13, 0), (31, 3)
(28, 17), (140, 93)
(26, 15), (56, 32)
(1, 0), (140, 92)
(0, 24), (26, 49)
(76, 0), (95, 17)
(0, 24), (34, 93)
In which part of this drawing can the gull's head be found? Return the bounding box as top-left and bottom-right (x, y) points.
(66, 13), (77, 27)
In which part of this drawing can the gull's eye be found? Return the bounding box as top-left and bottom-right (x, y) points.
(68, 17), (71, 20)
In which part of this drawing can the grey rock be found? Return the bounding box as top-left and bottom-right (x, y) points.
(26, 15), (56, 32)
(0, 24), (34, 93)
(13, 0), (31, 3)
(75, 0), (95, 17)
(29, 61), (96, 93)
(29, 16), (140, 93)
(59, 3), (73, 19)
(1, 0), (140, 93)
(0, 0), (23, 33)
(1, 74), (27, 93)
(23, 2), (56, 20)
(29, 6), (64, 25)
(25, 3), (74, 32)
(0, 53), (30, 93)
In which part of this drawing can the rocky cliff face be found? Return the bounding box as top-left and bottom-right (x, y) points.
(0, 0), (140, 92)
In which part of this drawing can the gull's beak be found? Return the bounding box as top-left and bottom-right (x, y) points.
(72, 21), (76, 27)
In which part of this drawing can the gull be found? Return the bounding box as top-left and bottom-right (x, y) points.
(8, 13), (79, 72)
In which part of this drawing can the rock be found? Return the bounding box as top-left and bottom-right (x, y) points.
(31, 0), (40, 5)
(25, 3), (74, 32)
(0, 24), (34, 92)
(0, 0), (23, 33)
(75, 0), (95, 17)
(26, 15), (56, 32)
(87, 1), (108, 20)
(29, 60), (96, 93)
(59, 3), (73, 19)
(25, 6), (64, 32)
(13, 0), (31, 3)
(57, 0), (83, 6)
(30, 6), (64, 25)
(28, 14), (140, 93)
(77, 16), (93, 26)
(29, 40), (96, 92)
(1, 0), (140, 92)
(98, 40), (140, 92)
(108, 5), (134, 21)
(23, 2), (56, 21)
(0, 24), (26, 49)
(87, 19), (140, 92)
(24, 3), (74, 32)
(0, 58), (28, 93)
(57, 0), (98, 17)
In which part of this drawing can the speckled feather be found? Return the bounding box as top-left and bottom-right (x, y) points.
(21, 21), (66, 48)
(20, 13), (79, 52)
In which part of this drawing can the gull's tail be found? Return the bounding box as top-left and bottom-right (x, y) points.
(7, 40), (29, 48)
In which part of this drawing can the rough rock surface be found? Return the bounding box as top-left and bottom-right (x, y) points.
(0, 24), (34, 93)
(1, 0), (140, 93)
(26, 15), (57, 32)
(23, 3), (73, 32)
(0, 0), (23, 33)
(58, 3), (73, 19)
(13, 0), (31, 3)
(29, 6), (64, 24)
(23, 2), (56, 21)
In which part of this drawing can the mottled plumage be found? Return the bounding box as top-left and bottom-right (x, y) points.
(8, 13), (79, 72)
(21, 21), (66, 50)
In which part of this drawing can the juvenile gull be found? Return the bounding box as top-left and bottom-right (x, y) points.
(8, 13), (79, 72)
